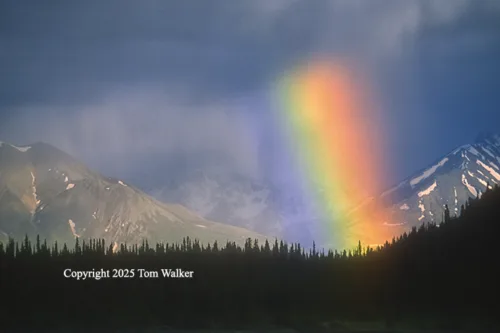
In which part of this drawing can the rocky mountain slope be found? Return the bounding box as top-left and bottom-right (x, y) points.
(0, 141), (268, 246)
(380, 133), (500, 229)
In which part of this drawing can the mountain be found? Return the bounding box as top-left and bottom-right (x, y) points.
(151, 166), (392, 248)
(153, 169), (282, 236)
(151, 168), (325, 246)
(380, 133), (500, 229)
(149, 133), (500, 248)
(0, 141), (268, 246)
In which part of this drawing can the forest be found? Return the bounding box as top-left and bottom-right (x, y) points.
(1, 185), (500, 331)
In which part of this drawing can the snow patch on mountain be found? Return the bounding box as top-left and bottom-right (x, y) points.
(476, 160), (500, 181)
(11, 144), (31, 152)
(418, 181), (437, 197)
(68, 219), (80, 238)
(410, 158), (448, 187)
(451, 146), (464, 155)
(475, 176), (488, 187)
(418, 201), (425, 221)
(66, 183), (75, 190)
(482, 147), (497, 159)
(384, 221), (406, 226)
(468, 147), (481, 156)
(461, 150), (470, 162)
(0, 142), (31, 152)
(30, 171), (40, 206)
(462, 174), (477, 197)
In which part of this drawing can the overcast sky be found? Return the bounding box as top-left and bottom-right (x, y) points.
(1, 0), (499, 187)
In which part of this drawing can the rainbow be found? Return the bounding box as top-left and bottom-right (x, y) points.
(274, 59), (394, 250)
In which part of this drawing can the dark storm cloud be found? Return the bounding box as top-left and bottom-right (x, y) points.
(1, 0), (485, 107)
(0, 0), (499, 184)
(0, 0), (322, 107)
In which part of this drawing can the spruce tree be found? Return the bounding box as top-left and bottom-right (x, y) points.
(264, 239), (271, 254)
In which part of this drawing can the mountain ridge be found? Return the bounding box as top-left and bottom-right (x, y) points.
(380, 132), (500, 230)
(0, 141), (268, 246)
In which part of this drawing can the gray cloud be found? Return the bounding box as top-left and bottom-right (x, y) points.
(1, 88), (261, 179)
(1, 0), (499, 184)
(1, 0), (485, 105)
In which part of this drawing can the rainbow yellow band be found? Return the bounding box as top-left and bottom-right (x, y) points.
(275, 60), (394, 249)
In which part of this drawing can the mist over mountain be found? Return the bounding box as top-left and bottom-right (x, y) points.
(0, 141), (267, 246)
(2, 132), (498, 250)
(149, 163), (324, 246)
(148, 133), (500, 247)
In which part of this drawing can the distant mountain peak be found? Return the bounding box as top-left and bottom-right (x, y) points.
(0, 140), (32, 152)
(0, 141), (68, 155)
(0, 141), (268, 246)
(378, 132), (500, 233)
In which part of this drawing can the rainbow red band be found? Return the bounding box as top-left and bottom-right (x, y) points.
(274, 60), (394, 249)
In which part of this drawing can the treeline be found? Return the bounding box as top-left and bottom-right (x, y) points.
(1, 231), (372, 260)
(1, 185), (500, 331)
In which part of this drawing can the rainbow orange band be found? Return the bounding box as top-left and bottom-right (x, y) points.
(275, 60), (394, 249)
